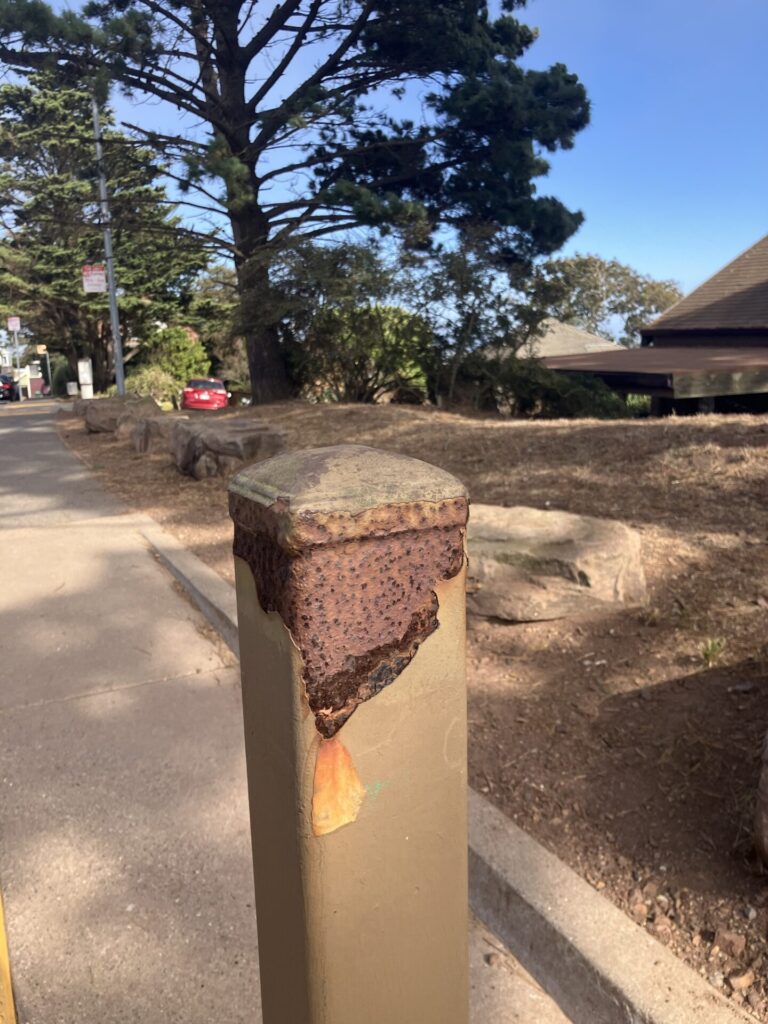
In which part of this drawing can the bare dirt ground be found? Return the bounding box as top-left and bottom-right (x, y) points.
(60, 402), (768, 1017)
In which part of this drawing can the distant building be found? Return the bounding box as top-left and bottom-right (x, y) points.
(542, 234), (768, 413)
(528, 318), (621, 358)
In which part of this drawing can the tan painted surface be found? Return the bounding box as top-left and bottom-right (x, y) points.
(235, 558), (468, 1024)
(0, 889), (16, 1024)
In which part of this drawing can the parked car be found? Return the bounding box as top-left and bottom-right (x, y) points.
(180, 377), (230, 411)
(0, 374), (19, 401)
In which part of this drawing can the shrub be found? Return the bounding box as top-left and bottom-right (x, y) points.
(626, 393), (652, 417)
(464, 354), (628, 419)
(291, 305), (431, 403)
(122, 365), (181, 406)
(141, 326), (210, 384)
(51, 356), (73, 397)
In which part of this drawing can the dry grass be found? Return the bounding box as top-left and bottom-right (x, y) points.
(61, 401), (768, 1016)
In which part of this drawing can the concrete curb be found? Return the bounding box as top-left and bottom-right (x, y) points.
(469, 791), (750, 1024)
(141, 518), (750, 1024)
(138, 519), (240, 657)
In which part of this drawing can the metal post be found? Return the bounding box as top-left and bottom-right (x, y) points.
(229, 444), (470, 1024)
(13, 331), (23, 400)
(45, 350), (52, 398)
(91, 95), (125, 397)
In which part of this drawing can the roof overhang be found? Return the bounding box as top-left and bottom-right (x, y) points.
(543, 346), (768, 399)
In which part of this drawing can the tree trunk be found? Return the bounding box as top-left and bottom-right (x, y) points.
(90, 321), (110, 393)
(245, 316), (294, 404)
(229, 205), (293, 404)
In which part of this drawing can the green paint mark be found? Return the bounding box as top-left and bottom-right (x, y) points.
(365, 780), (390, 799)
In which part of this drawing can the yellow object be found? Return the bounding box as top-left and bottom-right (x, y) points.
(0, 890), (16, 1024)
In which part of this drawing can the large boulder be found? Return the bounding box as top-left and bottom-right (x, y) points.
(114, 398), (165, 441)
(171, 415), (285, 479)
(85, 396), (161, 434)
(131, 412), (189, 454)
(467, 503), (646, 622)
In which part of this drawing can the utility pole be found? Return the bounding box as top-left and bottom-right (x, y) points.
(91, 95), (125, 396)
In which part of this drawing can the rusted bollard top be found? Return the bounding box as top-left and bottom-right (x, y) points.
(229, 445), (468, 739)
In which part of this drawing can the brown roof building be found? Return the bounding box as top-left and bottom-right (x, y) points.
(528, 318), (621, 358)
(641, 234), (768, 347)
(542, 235), (768, 411)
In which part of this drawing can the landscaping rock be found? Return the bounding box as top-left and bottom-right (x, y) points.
(467, 503), (646, 622)
(729, 969), (755, 993)
(171, 415), (285, 479)
(84, 396), (161, 434)
(715, 928), (746, 959)
(131, 413), (188, 454)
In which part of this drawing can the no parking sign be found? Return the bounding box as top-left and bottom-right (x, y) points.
(82, 264), (107, 293)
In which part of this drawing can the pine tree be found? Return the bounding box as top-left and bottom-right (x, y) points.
(0, 73), (213, 390)
(0, 0), (590, 401)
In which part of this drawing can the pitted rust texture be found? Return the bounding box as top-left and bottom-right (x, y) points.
(230, 491), (468, 554)
(232, 496), (467, 738)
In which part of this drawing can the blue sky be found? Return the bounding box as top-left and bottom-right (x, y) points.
(520, 0), (768, 290)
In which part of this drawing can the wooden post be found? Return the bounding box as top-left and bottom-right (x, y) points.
(229, 444), (469, 1024)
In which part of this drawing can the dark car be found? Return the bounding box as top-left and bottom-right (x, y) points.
(0, 374), (19, 401)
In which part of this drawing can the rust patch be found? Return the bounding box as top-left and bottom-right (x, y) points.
(231, 491), (468, 553)
(231, 494), (467, 738)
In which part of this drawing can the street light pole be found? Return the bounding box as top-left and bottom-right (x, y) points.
(91, 95), (125, 397)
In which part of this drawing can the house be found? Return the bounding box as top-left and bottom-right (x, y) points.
(527, 318), (621, 358)
(542, 234), (768, 413)
(641, 234), (768, 348)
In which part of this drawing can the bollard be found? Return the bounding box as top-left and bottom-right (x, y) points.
(229, 444), (469, 1024)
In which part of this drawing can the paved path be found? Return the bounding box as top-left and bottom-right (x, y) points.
(0, 403), (569, 1023)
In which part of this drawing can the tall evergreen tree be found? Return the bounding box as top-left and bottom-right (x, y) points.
(0, 0), (590, 401)
(0, 74), (213, 389)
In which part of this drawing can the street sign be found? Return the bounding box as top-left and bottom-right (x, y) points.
(6, 316), (20, 332)
(35, 344), (47, 354)
(82, 264), (107, 293)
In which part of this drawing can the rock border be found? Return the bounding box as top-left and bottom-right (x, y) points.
(141, 514), (750, 1024)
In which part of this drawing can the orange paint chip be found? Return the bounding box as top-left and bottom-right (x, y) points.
(312, 737), (366, 836)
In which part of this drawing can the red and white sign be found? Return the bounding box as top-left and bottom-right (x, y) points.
(82, 264), (107, 293)
(6, 316), (20, 332)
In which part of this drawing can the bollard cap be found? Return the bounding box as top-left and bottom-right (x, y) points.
(229, 444), (468, 551)
(229, 444), (469, 739)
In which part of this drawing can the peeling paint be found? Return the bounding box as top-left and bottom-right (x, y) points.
(231, 495), (467, 738)
(312, 737), (366, 836)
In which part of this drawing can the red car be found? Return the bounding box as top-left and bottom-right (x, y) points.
(181, 377), (229, 410)
(0, 374), (19, 401)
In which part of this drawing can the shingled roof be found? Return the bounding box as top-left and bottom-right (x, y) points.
(644, 233), (768, 334)
(528, 318), (620, 357)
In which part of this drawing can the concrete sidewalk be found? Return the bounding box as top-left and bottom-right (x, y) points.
(0, 404), (569, 1023)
